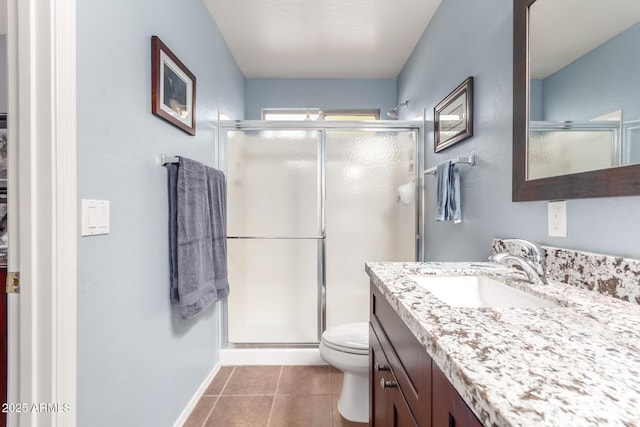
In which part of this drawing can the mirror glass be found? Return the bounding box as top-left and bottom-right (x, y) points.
(528, 0), (640, 180)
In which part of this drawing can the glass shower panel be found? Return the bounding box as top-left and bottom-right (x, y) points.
(226, 130), (320, 238)
(227, 238), (319, 343)
(325, 130), (416, 329)
(224, 128), (322, 344)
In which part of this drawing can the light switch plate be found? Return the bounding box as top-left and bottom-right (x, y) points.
(81, 199), (110, 236)
(548, 200), (567, 237)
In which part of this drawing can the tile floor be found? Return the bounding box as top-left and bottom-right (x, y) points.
(184, 365), (370, 427)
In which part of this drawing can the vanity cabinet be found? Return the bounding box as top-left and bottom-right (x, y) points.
(370, 284), (482, 427)
(370, 325), (418, 426)
(370, 284), (431, 426)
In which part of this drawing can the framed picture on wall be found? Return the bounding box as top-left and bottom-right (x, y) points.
(151, 36), (196, 135)
(434, 76), (473, 152)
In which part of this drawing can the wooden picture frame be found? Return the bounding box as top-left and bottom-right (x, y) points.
(434, 77), (473, 152)
(151, 36), (196, 135)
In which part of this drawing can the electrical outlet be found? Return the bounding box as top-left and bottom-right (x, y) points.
(548, 201), (567, 237)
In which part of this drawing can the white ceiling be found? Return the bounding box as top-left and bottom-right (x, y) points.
(203, 0), (441, 79)
(530, 0), (640, 79)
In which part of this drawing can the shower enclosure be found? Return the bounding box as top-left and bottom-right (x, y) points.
(218, 121), (423, 347)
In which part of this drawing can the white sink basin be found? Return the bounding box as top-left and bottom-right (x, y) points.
(409, 275), (558, 308)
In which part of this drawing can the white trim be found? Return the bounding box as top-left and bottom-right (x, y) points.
(7, 0), (77, 425)
(220, 348), (326, 366)
(172, 363), (221, 427)
(5, 0), (20, 424)
(52, 0), (78, 425)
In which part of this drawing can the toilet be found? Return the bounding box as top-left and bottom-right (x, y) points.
(319, 322), (370, 423)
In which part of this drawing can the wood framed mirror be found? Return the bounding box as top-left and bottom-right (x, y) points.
(513, 0), (640, 201)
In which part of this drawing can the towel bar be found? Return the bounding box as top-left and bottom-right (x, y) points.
(424, 154), (475, 175)
(227, 235), (326, 240)
(161, 153), (179, 165)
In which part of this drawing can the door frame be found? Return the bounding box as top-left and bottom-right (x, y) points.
(6, 0), (77, 425)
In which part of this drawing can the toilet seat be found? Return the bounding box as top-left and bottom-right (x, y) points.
(321, 322), (369, 355)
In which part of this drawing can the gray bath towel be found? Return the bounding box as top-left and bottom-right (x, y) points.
(167, 163), (180, 302)
(435, 161), (461, 222)
(167, 157), (230, 319)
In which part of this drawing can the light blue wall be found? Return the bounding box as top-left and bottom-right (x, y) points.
(245, 78), (397, 119)
(541, 22), (640, 122)
(398, 0), (640, 260)
(541, 22), (640, 163)
(76, 0), (244, 426)
(530, 79), (542, 121)
(0, 35), (6, 113)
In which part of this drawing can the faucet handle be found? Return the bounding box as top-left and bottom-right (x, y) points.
(488, 252), (548, 285)
(502, 238), (546, 261)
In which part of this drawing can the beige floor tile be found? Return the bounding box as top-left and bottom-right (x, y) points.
(269, 394), (332, 427)
(204, 366), (234, 396)
(223, 366), (281, 395)
(183, 396), (217, 427)
(330, 366), (344, 396)
(278, 365), (331, 395)
(186, 365), (370, 427)
(331, 394), (370, 427)
(204, 395), (273, 427)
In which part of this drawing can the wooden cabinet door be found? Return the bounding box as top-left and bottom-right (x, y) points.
(1, 268), (5, 427)
(370, 325), (389, 427)
(388, 386), (419, 427)
(371, 324), (419, 427)
(432, 364), (482, 427)
(370, 284), (432, 426)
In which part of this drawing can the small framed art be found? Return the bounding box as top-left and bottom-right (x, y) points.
(151, 36), (196, 135)
(434, 76), (473, 152)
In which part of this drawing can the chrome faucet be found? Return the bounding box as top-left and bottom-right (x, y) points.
(489, 239), (548, 285)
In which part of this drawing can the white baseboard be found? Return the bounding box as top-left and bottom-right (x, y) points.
(220, 348), (326, 366)
(173, 362), (221, 427)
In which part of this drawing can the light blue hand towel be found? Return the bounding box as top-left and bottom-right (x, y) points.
(435, 161), (461, 222)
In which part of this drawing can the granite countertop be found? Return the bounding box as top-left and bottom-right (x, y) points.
(366, 262), (640, 427)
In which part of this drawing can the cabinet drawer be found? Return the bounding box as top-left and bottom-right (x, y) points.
(370, 325), (419, 427)
(370, 326), (391, 426)
(370, 283), (431, 426)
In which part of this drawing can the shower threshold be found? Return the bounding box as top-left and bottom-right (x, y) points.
(220, 345), (325, 366)
(226, 342), (319, 349)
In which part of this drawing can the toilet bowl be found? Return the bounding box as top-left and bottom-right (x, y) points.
(319, 322), (369, 423)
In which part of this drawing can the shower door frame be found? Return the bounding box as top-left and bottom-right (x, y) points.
(218, 120), (424, 348)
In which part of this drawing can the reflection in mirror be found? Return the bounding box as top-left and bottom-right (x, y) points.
(528, 0), (640, 180)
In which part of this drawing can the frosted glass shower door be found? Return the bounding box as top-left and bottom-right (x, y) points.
(325, 130), (417, 329)
(225, 130), (321, 343)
